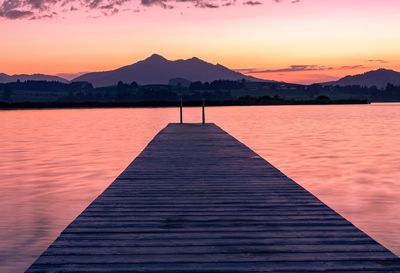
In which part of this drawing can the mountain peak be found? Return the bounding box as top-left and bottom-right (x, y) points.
(145, 54), (167, 62)
(189, 56), (201, 61)
(73, 55), (266, 87)
(325, 68), (400, 88)
(369, 68), (396, 74)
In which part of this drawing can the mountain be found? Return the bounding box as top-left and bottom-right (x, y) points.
(0, 73), (12, 82)
(73, 54), (266, 87)
(0, 73), (69, 83)
(324, 69), (400, 89)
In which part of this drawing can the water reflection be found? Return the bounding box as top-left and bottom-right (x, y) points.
(0, 104), (399, 273)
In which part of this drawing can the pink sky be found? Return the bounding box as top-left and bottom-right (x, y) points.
(1, 0), (400, 84)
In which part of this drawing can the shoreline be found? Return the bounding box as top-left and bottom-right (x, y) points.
(0, 99), (370, 110)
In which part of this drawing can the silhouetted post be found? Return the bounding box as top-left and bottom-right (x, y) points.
(180, 98), (183, 124)
(202, 98), (205, 124)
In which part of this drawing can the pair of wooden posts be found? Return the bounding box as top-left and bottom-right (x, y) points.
(180, 98), (205, 124)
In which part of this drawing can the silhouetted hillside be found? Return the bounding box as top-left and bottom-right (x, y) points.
(73, 54), (267, 87)
(0, 73), (11, 82)
(1, 79), (378, 108)
(325, 69), (400, 89)
(0, 73), (69, 83)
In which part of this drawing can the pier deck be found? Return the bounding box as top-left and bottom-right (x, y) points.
(26, 123), (400, 272)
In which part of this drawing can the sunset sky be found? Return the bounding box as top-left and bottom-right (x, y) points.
(1, 0), (399, 84)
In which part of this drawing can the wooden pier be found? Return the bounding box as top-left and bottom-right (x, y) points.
(26, 123), (400, 272)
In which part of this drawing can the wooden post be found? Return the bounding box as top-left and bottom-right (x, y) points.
(180, 98), (183, 124)
(202, 98), (205, 125)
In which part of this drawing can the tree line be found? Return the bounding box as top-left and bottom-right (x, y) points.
(2, 79), (400, 104)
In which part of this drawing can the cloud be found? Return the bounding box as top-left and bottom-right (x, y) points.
(0, 0), (171, 19)
(235, 68), (258, 73)
(0, 0), (130, 19)
(338, 65), (364, 70)
(367, 59), (388, 64)
(194, 1), (219, 8)
(0, 9), (34, 19)
(274, 0), (300, 3)
(0, 0), (298, 19)
(250, 65), (334, 73)
(237, 64), (364, 74)
(243, 1), (262, 5)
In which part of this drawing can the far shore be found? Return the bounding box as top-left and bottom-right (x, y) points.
(0, 98), (370, 111)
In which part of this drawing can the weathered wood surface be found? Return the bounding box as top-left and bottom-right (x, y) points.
(26, 123), (400, 273)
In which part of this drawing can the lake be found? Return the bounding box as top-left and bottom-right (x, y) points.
(1, 104), (399, 273)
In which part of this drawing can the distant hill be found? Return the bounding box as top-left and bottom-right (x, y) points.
(168, 78), (192, 88)
(324, 69), (400, 89)
(0, 73), (11, 82)
(0, 73), (69, 83)
(73, 54), (267, 87)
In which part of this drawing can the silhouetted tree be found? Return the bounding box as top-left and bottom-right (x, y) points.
(2, 86), (12, 101)
(189, 81), (204, 90)
(317, 95), (330, 102)
(386, 83), (395, 92)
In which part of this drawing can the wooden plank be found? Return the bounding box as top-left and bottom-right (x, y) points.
(25, 123), (400, 273)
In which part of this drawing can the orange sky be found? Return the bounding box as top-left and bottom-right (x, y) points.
(0, 0), (400, 84)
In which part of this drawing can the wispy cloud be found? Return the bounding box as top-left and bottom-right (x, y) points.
(0, 0), (298, 19)
(237, 64), (364, 74)
(261, 65), (332, 73)
(338, 65), (364, 70)
(243, 1), (262, 6)
(240, 65), (333, 73)
(0, 0), (130, 19)
(235, 68), (258, 73)
(1, 9), (34, 19)
(273, 0), (300, 3)
(367, 59), (388, 64)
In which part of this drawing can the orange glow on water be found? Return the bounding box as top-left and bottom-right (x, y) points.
(1, 105), (400, 273)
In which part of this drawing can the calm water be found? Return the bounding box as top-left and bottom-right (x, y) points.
(0, 104), (399, 272)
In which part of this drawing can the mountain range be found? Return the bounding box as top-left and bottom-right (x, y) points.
(0, 73), (68, 84)
(324, 69), (400, 89)
(2, 55), (400, 89)
(73, 54), (265, 87)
